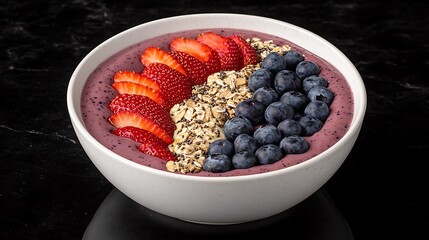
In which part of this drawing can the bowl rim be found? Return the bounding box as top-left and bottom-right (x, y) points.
(67, 13), (367, 182)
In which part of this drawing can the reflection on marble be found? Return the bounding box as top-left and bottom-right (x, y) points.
(0, 0), (428, 239)
(83, 188), (353, 240)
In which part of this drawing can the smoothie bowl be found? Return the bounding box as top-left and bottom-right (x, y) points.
(67, 13), (366, 224)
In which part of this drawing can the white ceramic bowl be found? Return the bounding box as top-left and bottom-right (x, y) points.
(67, 13), (366, 224)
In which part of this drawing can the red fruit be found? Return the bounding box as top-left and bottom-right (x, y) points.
(229, 35), (259, 66)
(140, 47), (187, 76)
(169, 37), (221, 74)
(108, 111), (174, 144)
(108, 94), (176, 135)
(113, 70), (160, 91)
(196, 32), (243, 71)
(170, 50), (210, 85)
(112, 126), (168, 148)
(113, 126), (176, 161)
(111, 82), (165, 106)
(142, 63), (192, 108)
(138, 142), (177, 161)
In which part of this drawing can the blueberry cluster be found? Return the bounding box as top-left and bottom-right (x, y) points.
(202, 51), (335, 173)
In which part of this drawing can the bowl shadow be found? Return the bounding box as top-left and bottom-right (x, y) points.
(83, 187), (354, 240)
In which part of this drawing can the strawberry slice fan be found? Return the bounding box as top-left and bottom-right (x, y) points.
(108, 31), (258, 161)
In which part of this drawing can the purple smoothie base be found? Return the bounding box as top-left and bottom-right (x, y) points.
(81, 28), (353, 177)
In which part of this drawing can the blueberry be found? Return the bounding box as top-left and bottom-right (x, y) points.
(248, 68), (273, 92)
(252, 87), (279, 107)
(278, 118), (302, 137)
(264, 101), (294, 126)
(280, 135), (309, 154)
(302, 75), (329, 94)
(299, 116), (323, 136)
(232, 151), (258, 169)
(253, 124), (282, 145)
(284, 50), (304, 70)
(260, 52), (287, 74)
(304, 100), (330, 122)
(207, 139), (235, 157)
(307, 86), (335, 106)
(295, 60), (320, 79)
(235, 99), (266, 125)
(293, 112), (305, 121)
(274, 69), (301, 95)
(255, 144), (283, 165)
(223, 116), (253, 141)
(234, 134), (260, 154)
(279, 91), (309, 112)
(202, 154), (232, 173)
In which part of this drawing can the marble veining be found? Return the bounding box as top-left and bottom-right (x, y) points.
(1, 0), (428, 239)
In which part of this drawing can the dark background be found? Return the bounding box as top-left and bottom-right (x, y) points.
(1, 0), (428, 239)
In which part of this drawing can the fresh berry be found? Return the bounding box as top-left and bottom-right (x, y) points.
(304, 100), (330, 122)
(252, 87), (279, 107)
(260, 52), (286, 74)
(229, 35), (259, 66)
(197, 32), (243, 71)
(108, 111), (174, 144)
(222, 116), (254, 141)
(112, 126), (167, 147)
(232, 151), (257, 169)
(274, 69), (301, 95)
(277, 119), (302, 137)
(293, 112), (305, 121)
(264, 101), (295, 126)
(111, 82), (165, 106)
(202, 154), (232, 173)
(307, 86), (335, 106)
(113, 70), (160, 92)
(302, 75), (329, 94)
(207, 139), (235, 157)
(142, 63), (192, 108)
(140, 47), (187, 76)
(108, 94), (175, 135)
(299, 116), (323, 136)
(235, 99), (266, 125)
(138, 142), (177, 161)
(253, 124), (282, 145)
(248, 68), (273, 92)
(279, 135), (309, 154)
(279, 91), (309, 112)
(234, 134), (260, 154)
(169, 37), (221, 74)
(284, 50), (304, 70)
(255, 144), (283, 165)
(170, 50), (209, 85)
(295, 60), (320, 79)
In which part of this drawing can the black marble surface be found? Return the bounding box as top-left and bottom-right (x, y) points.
(1, 0), (428, 239)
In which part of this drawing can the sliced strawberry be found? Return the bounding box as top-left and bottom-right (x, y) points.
(142, 63), (192, 108)
(196, 32), (243, 71)
(140, 47), (187, 76)
(111, 82), (165, 106)
(112, 126), (168, 147)
(229, 35), (259, 67)
(113, 70), (160, 91)
(108, 111), (174, 144)
(138, 142), (176, 161)
(169, 37), (221, 74)
(113, 126), (176, 161)
(108, 94), (175, 135)
(170, 50), (210, 85)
